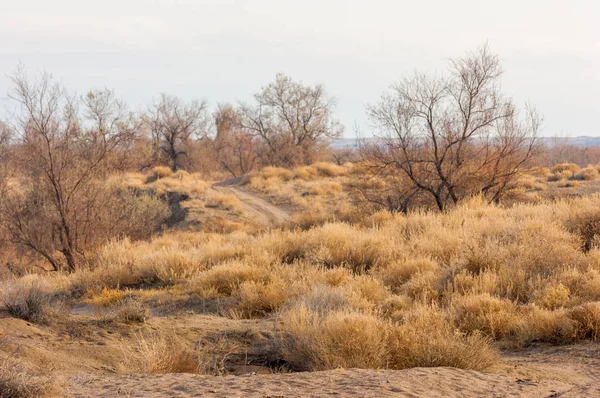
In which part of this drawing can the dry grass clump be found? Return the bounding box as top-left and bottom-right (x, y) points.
(109, 299), (150, 323)
(516, 175), (547, 191)
(278, 305), (390, 371)
(85, 287), (127, 307)
(235, 279), (288, 317)
(533, 284), (571, 310)
(378, 258), (438, 293)
(0, 356), (62, 398)
(190, 262), (268, 296)
(574, 165), (600, 181)
(152, 166), (174, 179)
(111, 168), (212, 197)
(126, 333), (198, 374)
(278, 303), (497, 372)
(557, 179), (581, 188)
(551, 163), (580, 179)
(451, 294), (520, 340)
(205, 193), (244, 214)
(389, 307), (498, 370)
(568, 302), (600, 340)
(0, 279), (52, 323)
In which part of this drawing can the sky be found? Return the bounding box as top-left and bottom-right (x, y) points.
(0, 0), (598, 137)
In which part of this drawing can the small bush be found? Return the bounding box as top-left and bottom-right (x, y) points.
(152, 166), (174, 179)
(205, 193), (244, 214)
(192, 262), (267, 296)
(1, 280), (51, 323)
(452, 294), (520, 340)
(568, 302), (600, 340)
(110, 299), (150, 323)
(278, 305), (390, 371)
(389, 307), (498, 370)
(0, 356), (61, 398)
(85, 287), (126, 307)
(574, 166), (600, 181)
(379, 258), (438, 293)
(236, 279), (288, 317)
(557, 179), (581, 188)
(126, 333), (198, 374)
(552, 163), (580, 176)
(533, 284), (571, 310)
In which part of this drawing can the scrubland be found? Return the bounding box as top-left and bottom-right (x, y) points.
(3, 162), (600, 397)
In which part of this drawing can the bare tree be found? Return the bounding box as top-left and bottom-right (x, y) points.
(146, 94), (209, 171)
(0, 69), (140, 271)
(238, 73), (343, 167)
(212, 103), (257, 177)
(363, 44), (540, 211)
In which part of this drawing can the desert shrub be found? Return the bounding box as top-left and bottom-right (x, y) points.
(236, 279), (288, 317)
(0, 356), (61, 398)
(568, 302), (600, 340)
(552, 163), (580, 176)
(277, 305), (390, 371)
(126, 333), (198, 374)
(518, 306), (577, 344)
(564, 209), (600, 252)
(452, 294), (521, 340)
(517, 176), (547, 191)
(290, 285), (350, 315)
(151, 166), (174, 179)
(0, 279), (52, 323)
(191, 262), (267, 296)
(110, 299), (150, 323)
(388, 307), (498, 370)
(574, 165), (600, 181)
(378, 258), (438, 293)
(309, 162), (347, 177)
(557, 179), (581, 188)
(533, 284), (571, 309)
(259, 167), (293, 182)
(205, 193), (244, 214)
(85, 287), (126, 307)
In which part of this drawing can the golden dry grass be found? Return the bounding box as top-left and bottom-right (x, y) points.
(0, 356), (62, 398)
(9, 162), (600, 374)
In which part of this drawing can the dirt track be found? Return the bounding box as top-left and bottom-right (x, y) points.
(212, 179), (290, 225)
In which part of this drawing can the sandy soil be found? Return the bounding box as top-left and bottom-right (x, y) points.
(66, 344), (600, 397)
(3, 309), (599, 398)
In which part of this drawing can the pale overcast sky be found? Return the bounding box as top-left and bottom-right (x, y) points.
(0, 0), (598, 136)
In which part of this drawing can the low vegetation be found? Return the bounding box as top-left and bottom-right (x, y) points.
(3, 44), (600, 388)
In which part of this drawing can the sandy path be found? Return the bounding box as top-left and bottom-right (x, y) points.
(212, 179), (290, 225)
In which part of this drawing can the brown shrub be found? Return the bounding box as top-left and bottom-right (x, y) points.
(126, 333), (198, 374)
(278, 305), (390, 371)
(388, 307), (498, 370)
(574, 165), (600, 181)
(0, 356), (62, 398)
(379, 258), (438, 293)
(0, 279), (52, 323)
(533, 284), (571, 310)
(191, 262), (267, 296)
(110, 299), (150, 323)
(236, 279), (288, 317)
(568, 302), (600, 340)
(452, 294), (520, 340)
